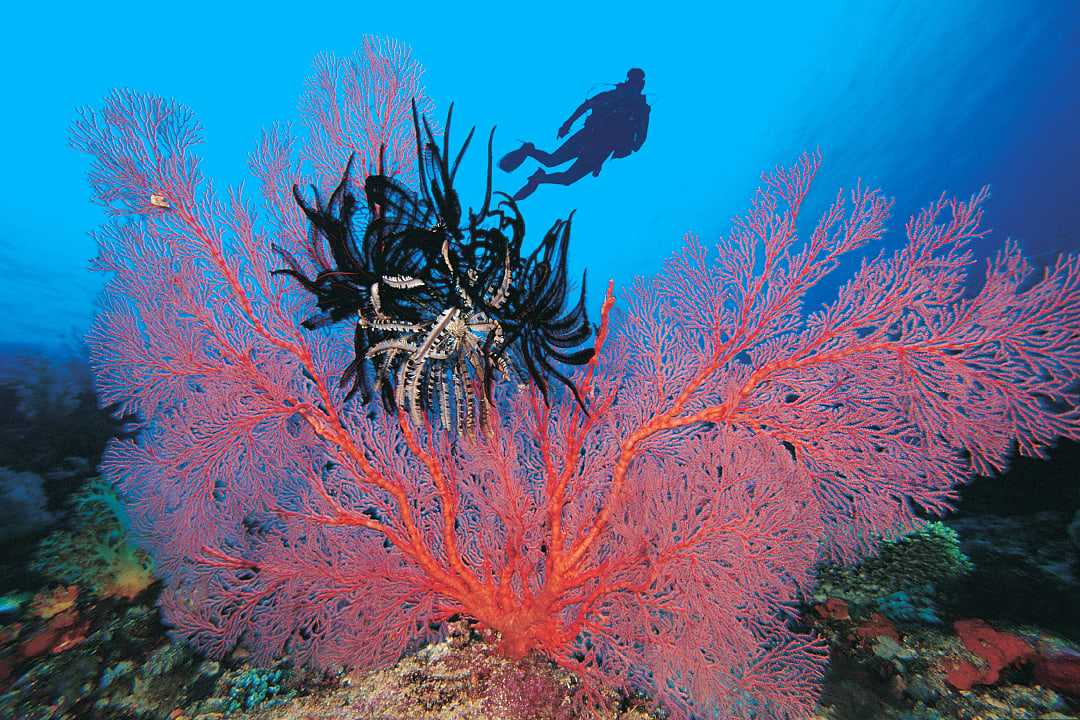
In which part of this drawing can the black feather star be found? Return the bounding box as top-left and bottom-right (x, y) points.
(276, 102), (595, 433)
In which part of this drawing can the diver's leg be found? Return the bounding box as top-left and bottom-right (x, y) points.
(501, 131), (588, 174)
(511, 156), (599, 201)
(527, 131), (587, 167)
(533, 157), (596, 187)
(511, 169), (546, 202)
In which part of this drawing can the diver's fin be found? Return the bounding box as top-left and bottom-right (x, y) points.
(498, 142), (534, 172)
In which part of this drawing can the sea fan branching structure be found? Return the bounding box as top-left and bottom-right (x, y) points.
(73, 37), (1080, 719)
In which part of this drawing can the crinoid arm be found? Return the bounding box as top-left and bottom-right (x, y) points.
(273, 156), (378, 328)
(502, 213), (595, 406)
(280, 102), (598, 432)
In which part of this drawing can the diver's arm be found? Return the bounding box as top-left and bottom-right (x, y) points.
(558, 97), (594, 137)
(565, 98), (592, 126)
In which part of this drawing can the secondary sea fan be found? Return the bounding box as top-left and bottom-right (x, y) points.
(72, 37), (1080, 720)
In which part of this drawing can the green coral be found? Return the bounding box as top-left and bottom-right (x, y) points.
(876, 591), (942, 625)
(0, 591), (30, 616)
(32, 478), (155, 600)
(225, 667), (294, 714)
(814, 521), (973, 613)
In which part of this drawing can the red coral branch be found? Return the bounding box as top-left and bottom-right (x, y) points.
(73, 39), (1080, 720)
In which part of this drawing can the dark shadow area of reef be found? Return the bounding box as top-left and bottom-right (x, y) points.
(950, 439), (1080, 642)
(0, 343), (128, 595)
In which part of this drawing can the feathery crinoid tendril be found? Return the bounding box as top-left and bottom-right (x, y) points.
(277, 101), (595, 433)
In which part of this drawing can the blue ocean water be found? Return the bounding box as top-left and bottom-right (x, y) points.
(0, 0), (1077, 350)
(0, 5), (1078, 718)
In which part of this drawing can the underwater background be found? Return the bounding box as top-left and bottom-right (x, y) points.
(1, 1), (1079, 719)
(2, 0), (1079, 351)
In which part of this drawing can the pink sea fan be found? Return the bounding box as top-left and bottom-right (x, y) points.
(298, 35), (434, 186)
(72, 37), (1080, 720)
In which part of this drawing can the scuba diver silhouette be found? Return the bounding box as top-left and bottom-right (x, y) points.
(498, 68), (650, 201)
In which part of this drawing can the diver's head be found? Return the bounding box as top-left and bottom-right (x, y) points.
(624, 68), (645, 92)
